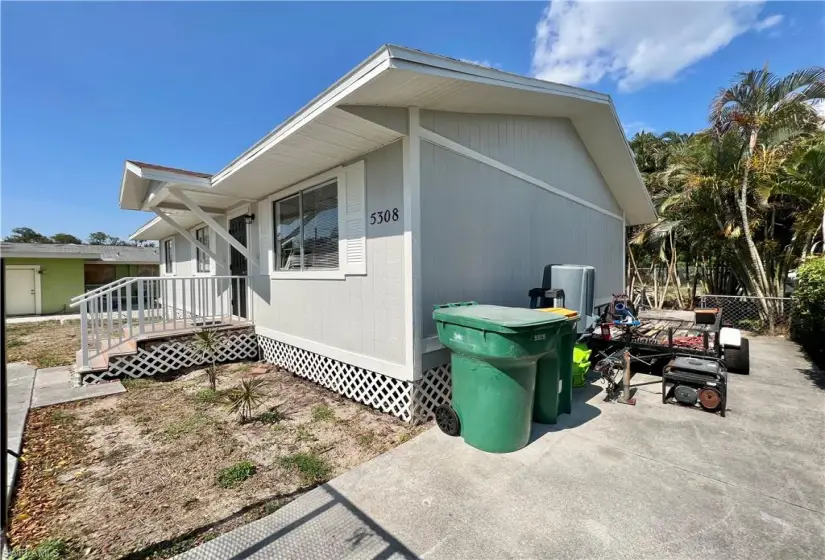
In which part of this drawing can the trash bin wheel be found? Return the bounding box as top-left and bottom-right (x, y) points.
(435, 405), (460, 437)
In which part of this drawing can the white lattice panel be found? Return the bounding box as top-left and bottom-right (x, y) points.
(413, 364), (452, 423)
(258, 336), (415, 422)
(258, 336), (456, 424)
(82, 329), (258, 384)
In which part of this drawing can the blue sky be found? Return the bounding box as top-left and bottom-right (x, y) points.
(2, 1), (824, 240)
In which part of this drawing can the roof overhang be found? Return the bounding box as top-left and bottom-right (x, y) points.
(125, 44), (655, 239)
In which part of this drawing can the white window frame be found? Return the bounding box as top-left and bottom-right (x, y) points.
(268, 167), (346, 280)
(189, 224), (216, 276)
(161, 236), (176, 276)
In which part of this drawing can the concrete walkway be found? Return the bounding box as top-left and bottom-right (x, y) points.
(178, 336), (825, 559)
(6, 313), (80, 324)
(5, 364), (36, 504)
(31, 366), (125, 408)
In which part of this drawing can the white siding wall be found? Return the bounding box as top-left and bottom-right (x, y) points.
(251, 141), (407, 367)
(419, 110), (624, 339)
(161, 217), (233, 318)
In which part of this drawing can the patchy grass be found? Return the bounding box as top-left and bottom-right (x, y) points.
(262, 500), (284, 516)
(355, 431), (376, 449)
(48, 409), (76, 425)
(258, 408), (285, 424)
(8, 538), (72, 560)
(162, 412), (213, 441)
(217, 461), (256, 489)
(6, 321), (80, 368)
(294, 423), (318, 444)
(8, 361), (427, 559)
(279, 452), (331, 484)
(193, 388), (224, 404)
(122, 378), (157, 390)
(8, 404), (91, 553)
(311, 404), (335, 422)
(397, 431), (415, 444)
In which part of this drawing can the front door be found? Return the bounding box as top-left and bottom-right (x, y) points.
(229, 215), (248, 318)
(5, 267), (37, 316)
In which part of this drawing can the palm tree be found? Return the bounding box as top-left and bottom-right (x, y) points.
(785, 135), (825, 254)
(710, 66), (825, 328)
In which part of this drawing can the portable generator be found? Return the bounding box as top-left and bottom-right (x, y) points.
(662, 356), (727, 417)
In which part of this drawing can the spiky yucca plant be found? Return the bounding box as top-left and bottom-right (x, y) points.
(225, 377), (267, 424)
(192, 327), (223, 391)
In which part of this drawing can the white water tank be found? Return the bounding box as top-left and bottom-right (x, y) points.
(541, 264), (596, 333)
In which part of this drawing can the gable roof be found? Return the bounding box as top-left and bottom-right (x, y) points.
(125, 44), (655, 239)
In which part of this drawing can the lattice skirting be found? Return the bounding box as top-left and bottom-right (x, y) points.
(81, 328), (259, 384)
(258, 335), (453, 424)
(413, 363), (452, 424)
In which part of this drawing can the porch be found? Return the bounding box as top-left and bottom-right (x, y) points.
(70, 275), (258, 383)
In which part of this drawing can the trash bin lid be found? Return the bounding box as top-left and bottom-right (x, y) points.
(433, 304), (567, 333)
(538, 307), (579, 319)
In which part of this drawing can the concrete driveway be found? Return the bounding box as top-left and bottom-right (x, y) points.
(179, 336), (825, 559)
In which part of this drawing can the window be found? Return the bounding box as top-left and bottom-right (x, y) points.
(194, 226), (210, 273)
(274, 180), (339, 271)
(264, 161), (366, 280)
(163, 238), (174, 274)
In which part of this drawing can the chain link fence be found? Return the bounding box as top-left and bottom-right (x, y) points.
(698, 295), (794, 333)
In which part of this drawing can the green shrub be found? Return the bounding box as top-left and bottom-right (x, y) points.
(9, 538), (70, 560)
(217, 461), (256, 488)
(279, 452), (331, 484)
(792, 256), (825, 365)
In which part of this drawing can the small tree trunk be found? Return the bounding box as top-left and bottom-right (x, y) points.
(653, 265), (660, 308)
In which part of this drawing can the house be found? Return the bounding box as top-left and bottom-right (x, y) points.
(86, 45), (655, 422)
(1, 243), (159, 316)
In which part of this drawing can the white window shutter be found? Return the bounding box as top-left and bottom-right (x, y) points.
(258, 199), (271, 274)
(343, 161), (367, 275)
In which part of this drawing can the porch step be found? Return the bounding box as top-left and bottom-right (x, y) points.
(76, 320), (255, 373)
(76, 339), (138, 372)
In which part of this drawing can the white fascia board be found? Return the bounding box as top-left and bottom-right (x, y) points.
(211, 52), (393, 186)
(130, 217), (162, 240)
(386, 45), (610, 104)
(132, 166), (211, 187)
(605, 99), (657, 224)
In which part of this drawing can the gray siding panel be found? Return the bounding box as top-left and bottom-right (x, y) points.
(162, 217), (235, 319)
(420, 137), (623, 339)
(419, 110), (621, 215)
(252, 141), (406, 366)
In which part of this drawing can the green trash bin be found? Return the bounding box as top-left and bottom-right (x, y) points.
(533, 315), (580, 424)
(433, 302), (568, 453)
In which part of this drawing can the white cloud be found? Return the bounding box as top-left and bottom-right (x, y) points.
(460, 58), (501, 69)
(753, 14), (783, 32)
(622, 121), (656, 134)
(531, 0), (784, 92)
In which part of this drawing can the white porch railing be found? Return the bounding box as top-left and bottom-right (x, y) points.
(69, 275), (254, 370)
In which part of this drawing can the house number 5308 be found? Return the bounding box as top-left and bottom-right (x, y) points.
(370, 208), (399, 225)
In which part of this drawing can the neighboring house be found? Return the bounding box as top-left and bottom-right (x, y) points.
(94, 45), (655, 421)
(1, 243), (159, 316)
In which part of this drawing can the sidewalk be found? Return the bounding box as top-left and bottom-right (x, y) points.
(5, 363), (36, 504)
(6, 313), (80, 324)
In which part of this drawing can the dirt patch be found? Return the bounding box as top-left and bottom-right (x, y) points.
(8, 362), (426, 559)
(6, 320), (81, 368)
